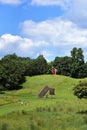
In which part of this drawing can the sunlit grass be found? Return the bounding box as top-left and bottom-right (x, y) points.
(0, 74), (87, 130)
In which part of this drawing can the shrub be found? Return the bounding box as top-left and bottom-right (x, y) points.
(73, 80), (87, 99)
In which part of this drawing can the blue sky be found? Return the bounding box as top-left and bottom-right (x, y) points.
(0, 0), (87, 61)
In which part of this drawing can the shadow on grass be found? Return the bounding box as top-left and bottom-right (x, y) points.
(0, 91), (5, 94)
(15, 85), (23, 90)
(77, 110), (87, 115)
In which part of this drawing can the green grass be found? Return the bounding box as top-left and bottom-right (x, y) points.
(0, 74), (87, 130)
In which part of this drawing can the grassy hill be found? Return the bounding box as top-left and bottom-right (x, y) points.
(0, 75), (87, 130)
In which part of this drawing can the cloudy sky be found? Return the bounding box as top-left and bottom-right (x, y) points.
(0, 0), (87, 61)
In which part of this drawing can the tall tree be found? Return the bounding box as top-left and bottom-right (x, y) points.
(0, 54), (25, 90)
(71, 47), (84, 65)
(35, 55), (48, 75)
(53, 56), (72, 76)
(24, 55), (48, 76)
(70, 47), (84, 78)
(46, 61), (54, 74)
(78, 63), (87, 78)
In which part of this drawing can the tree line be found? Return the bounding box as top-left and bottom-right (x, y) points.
(0, 47), (87, 91)
(0, 54), (47, 91)
(52, 47), (87, 78)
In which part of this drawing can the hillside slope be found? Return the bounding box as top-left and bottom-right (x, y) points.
(0, 75), (87, 130)
(0, 75), (79, 114)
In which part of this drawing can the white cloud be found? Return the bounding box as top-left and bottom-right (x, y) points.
(1, 18), (87, 61)
(0, 0), (25, 5)
(0, 33), (50, 59)
(1, 0), (87, 61)
(21, 18), (87, 60)
(30, 0), (87, 28)
(64, 0), (87, 28)
(1, 0), (86, 28)
(0, 34), (31, 56)
(31, 0), (62, 6)
(36, 50), (52, 61)
(31, 0), (71, 10)
(21, 18), (87, 47)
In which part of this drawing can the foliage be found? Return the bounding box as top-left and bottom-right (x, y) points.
(46, 62), (53, 74)
(0, 54), (48, 90)
(78, 63), (87, 78)
(35, 55), (47, 75)
(23, 55), (48, 76)
(53, 47), (85, 78)
(71, 47), (84, 65)
(0, 47), (87, 91)
(53, 56), (72, 76)
(70, 47), (84, 78)
(73, 80), (87, 99)
(0, 54), (25, 90)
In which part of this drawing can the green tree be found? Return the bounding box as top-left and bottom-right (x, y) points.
(53, 56), (72, 76)
(19, 57), (32, 76)
(24, 55), (48, 76)
(46, 61), (54, 74)
(35, 55), (48, 75)
(71, 47), (84, 65)
(78, 63), (87, 78)
(70, 47), (84, 78)
(70, 62), (80, 78)
(0, 54), (25, 90)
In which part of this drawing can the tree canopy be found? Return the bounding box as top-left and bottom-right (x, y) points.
(0, 54), (25, 90)
(0, 47), (87, 91)
(53, 47), (87, 78)
(0, 54), (47, 90)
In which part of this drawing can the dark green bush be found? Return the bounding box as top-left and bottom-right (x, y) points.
(73, 81), (87, 99)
